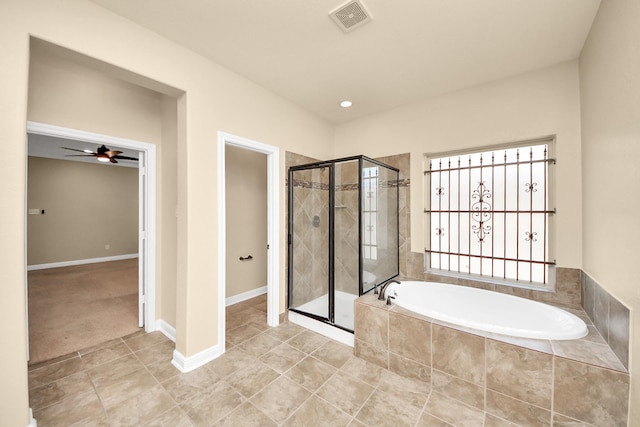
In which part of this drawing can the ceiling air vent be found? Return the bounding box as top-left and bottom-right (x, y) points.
(329, 0), (372, 33)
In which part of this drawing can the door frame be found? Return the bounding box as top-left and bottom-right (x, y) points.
(217, 131), (280, 351)
(25, 121), (157, 333)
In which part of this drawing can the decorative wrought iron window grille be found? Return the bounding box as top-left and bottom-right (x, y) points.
(424, 139), (556, 287)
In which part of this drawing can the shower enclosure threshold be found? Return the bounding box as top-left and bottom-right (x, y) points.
(288, 311), (354, 347)
(288, 291), (356, 347)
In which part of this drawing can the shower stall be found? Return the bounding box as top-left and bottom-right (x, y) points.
(288, 155), (399, 334)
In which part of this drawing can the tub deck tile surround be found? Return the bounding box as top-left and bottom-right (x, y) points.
(354, 293), (630, 426)
(432, 324), (485, 385)
(582, 271), (631, 370)
(389, 310), (431, 365)
(388, 351), (431, 383)
(551, 337), (627, 372)
(367, 291), (625, 373)
(554, 358), (630, 427)
(486, 340), (553, 409)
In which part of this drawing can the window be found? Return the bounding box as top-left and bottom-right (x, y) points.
(362, 166), (378, 260)
(424, 138), (556, 288)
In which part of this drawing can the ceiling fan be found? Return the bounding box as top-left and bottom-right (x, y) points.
(61, 144), (139, 164)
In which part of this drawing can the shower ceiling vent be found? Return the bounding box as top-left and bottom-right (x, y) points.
(329, 0), (372, 33)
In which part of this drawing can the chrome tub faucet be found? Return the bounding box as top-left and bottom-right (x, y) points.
(377, 279), (401, 302)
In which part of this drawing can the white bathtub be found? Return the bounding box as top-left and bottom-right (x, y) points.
(384, 281), (587, 340)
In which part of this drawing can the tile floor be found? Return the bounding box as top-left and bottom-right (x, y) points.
(30, 294), (513, 426)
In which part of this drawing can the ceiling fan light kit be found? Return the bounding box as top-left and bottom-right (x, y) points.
(61, 144), (139, 164)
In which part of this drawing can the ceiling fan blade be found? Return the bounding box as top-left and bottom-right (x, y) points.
(110, 158), (118, 164)
(65, 154), (96, 157)
(113, 155), (139, 161)
(105, 150), (123, 158)
(61, 147), (93, 154)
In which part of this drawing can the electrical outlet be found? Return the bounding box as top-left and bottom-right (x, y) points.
(105, 244), (110, 250)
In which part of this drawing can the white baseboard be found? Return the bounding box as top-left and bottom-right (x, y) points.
(28, 408), (37, 427)
(27, 254), (138, 271)
(172, 344), (223, 373)
(226, 286), (267, 307)
(156, 319), (176, 342)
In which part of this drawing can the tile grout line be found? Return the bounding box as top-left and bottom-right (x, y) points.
(222, 301), (277, 424)
(550, 356), (556, 426)
(86, 363), (109, 423)
(484, 387), (554, 416)
(32, 332), (153, 422)
(362, 380), (383, 424)
(483, 335), (487, 426)
(95, 336), (165, 423)
(134, 342), (182, 425)
(313, 384), (364, 426)
(255, 323), (351, 425)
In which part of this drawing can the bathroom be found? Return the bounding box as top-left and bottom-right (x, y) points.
(280, 33), (635, 426)
(287, 139), (630, 425)
(3, 1), (639, 426)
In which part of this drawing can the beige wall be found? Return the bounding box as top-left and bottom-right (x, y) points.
(579, 0), (640, 418)
(334, 61), (583, 271)
(158, 95), (179, 328)
(225, 146), (267, 299)
(28, 39), (164, 144)
(0, 0), (334, 424)
(27, 157), (138, 265)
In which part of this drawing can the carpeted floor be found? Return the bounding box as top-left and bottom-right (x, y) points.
(27, 258), (141, 364)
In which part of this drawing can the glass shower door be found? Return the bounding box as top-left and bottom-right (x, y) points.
(333, 159), (359, 330)
(361, 159), (399, 294)
(288, 165), (331, 322)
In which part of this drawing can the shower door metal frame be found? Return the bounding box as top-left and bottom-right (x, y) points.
(287, 155), (400, 333)
(287, 162), (336, 326)
(358, 156), (401, 296)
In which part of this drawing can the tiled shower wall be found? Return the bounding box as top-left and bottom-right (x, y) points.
(288, 155), (365, 301)
(290, 168), (330, 307)
(287, 152), (403, 300)
(287, 152), (326, 308)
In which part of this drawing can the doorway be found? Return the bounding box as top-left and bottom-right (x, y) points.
(25, 121), (157, 361)
(217, 132), (280, 353)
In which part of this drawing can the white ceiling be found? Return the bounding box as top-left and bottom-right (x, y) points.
(88, 0), (600, 123)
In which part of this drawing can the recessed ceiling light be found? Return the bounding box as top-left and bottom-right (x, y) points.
(340, 100), (353, 108)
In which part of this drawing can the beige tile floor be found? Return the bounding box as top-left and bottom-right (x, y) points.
(29, 294), (508, 427)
